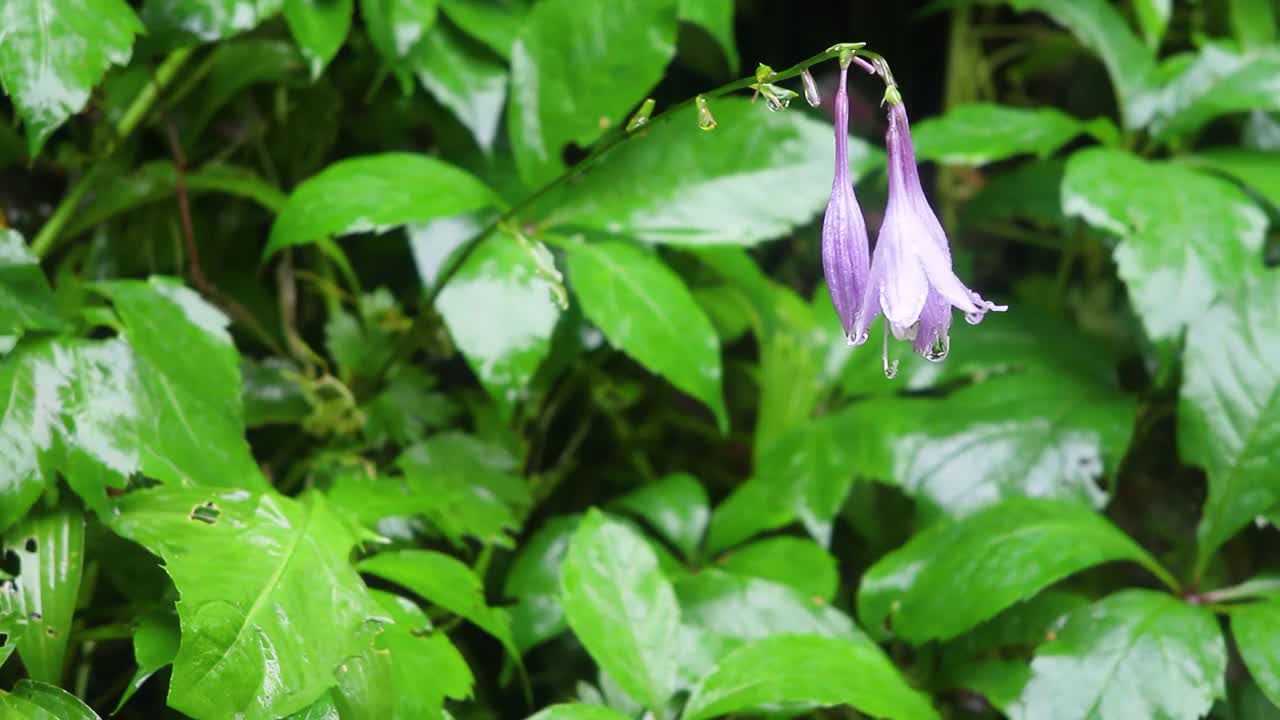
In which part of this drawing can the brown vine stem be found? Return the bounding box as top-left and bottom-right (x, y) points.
(362, 42), (886, 397)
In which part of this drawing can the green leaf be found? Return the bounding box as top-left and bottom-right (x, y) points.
(677, 570), (863, 647)
(508, 0), (677, 185)
(437, 233), (562, 419)
(683, 635), (939, 720)
(242, 357), (310, 428)
(358, 549), (521, 661)
(265, 153), (499, 255)
(1001, 0), (1156, 129)
(1062, 148), (1267, 340)
(564, 240), (726, 430)
(716, 537), (838, 602)
(1233, 602), (1280, 708)
(1231, 0), (1277, 50)
(361, 591), (472, 720)
(437, 0), (527, 59)
(0, 230), (63, 340)
(526, 705), (632, 720)
(912, 103), (1112, 165)
(284, 0), (353, 77)
(1010, 590), (1226, 720)
(108, 487), (380, 720)
(1181, 272), (1280, 576)
(505, 515), (577, 653)
(361, 366), (456, 448)
(359, 0), (439, 87)
(560, 509), (680, 711)
(540, 98), (881, 246)
(857, 498), (1174, 643)
(410, 20), (508, 152)
(0, 0), (143, 155)
(397, 431), (531, 547)
(187, 39), (305, 136)
(101, 277), (267, 490)
(1183, 149), (1280, 209)
(140, 0), (283, 44)
(961, 158), (1066, 227)
(610, 473), (708, 561)
(677, 0), (738, 72)
(4, 509), (84, 684)
(1132, 0), (1171, 48)
(7, 681), (100, 720)
(1148, 45), (1280, 140)
(115, 609), (180, 712)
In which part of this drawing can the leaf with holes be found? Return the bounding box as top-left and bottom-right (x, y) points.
(4, 509), (84, 685)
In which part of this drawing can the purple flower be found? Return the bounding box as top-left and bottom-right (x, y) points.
(821, 61), (872, 340)
(851, 97), (1006, 373)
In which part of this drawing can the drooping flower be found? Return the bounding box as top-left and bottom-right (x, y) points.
(821, 60), (872, 340)
(851, 94), (1006, 374)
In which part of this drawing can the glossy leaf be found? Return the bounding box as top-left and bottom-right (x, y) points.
(526, 705), (632, 720)
(683, 635), (939, 720)
(358, 550), (520, 661)
(560, 509), (680, 711)
(283, 0), (353, 77)
(912, 103), (1113, 165)
(565, 240), (726, 430)
(505, 515), (577, 652)
(1010, 590), (1226, 720)
(241, 357), (310, 428)
(437, 0), (527, 59)
(1231, 0), (1277, 49)
(857, 498), (1174, 643)
(610, 473), (708, 561)
(508, 0), (678, 185)
(109, 487), (380, 720)
(942, 659), (1030, 713)
(359, 0), (438, 80)
(0, 0), (143, 155)
(716, 536), (838, 602)
(540, 98), (881, 246)
(1148, 45), (1280, 140)
(116, 609), (180, 712)
(677, 0), (738, 71)
(437, 233), (562, 419)
(6, 681), (100, 719)
(677, 570), (863, 648)
(1182, 272), (1280, 577)
(1133, 0), (1171, 48)
(4, 509), (84, 684)
(0, 230), (63, 340)
(1233, 601), (1280, 708)
(265, 153), (499, 255)
(411, 21), (507, 152)
(1062, 148), (1267, 340)
(140, 0), (283, 44)
(1183, 149), (1280, 209)
(367, 590), (473, 719)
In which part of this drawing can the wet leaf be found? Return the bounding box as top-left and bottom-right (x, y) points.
(241, 357), (310, 428)
(115, 608), (180, 712)
(683, 635), (939, 720)
(3, 681), (100, 719)
(1062, 148), (1267, 340)
(565, 240), (726, 430)
(1182, 272), (1280, 580)
(677, 570), (863, 648)
(283, 0), (353, 77)
(265, 153), (500, 256)
(410, 21), (508, 152)
(509, 0), (678, 186)
(715, 536), (837, 602)
(0, 0), (143, 156)
(912, 103), (1114, 165)
(610, 473), (708, 561)
(4, 509), (84, 685)
(505, 515), (577, 653)
(187, 38), (305, 136)
(437, 0), (527, 59)
(526, 705), (632, 720)
(560, 509), (680, 712)
(857, 498), (1174, 643)
(1010, 590), (1226, 720)
(108, 487), (380, 720)
(366, 591), (473, 720)
(1148, 45), (1280, 140)
(1183, 149), (1280, 209)
(539, 98), (881, 247)
(1232, 601), (1280, 708)
(140, 0), (282, 44)
(0, 230), (63, 341)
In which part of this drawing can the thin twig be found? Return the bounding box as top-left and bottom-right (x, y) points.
(162, 117), (208, 293)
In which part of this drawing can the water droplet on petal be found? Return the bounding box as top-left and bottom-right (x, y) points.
(846, 330), (869, 346)
(695, 95), (717, 131)
(924, 335), (950, 362)
(801, 69), (821, 107)
(965, 310), (984, 325)
(765, 93), (790, 112)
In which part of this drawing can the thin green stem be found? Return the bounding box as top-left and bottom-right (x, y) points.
(364, 44), (883, 396)
(29, 168), (100, 258)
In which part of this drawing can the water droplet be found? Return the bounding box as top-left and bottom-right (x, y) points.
(765, 93), (790, 112)
(695, 95), (717, 131)
(883, 360), (899, 379)
(965, 310), (983, 325)
(924, 335), (950, 362)
(626, 98), (654, 132)
(801, 69), (821, 107)
(846, 330), (869, 346)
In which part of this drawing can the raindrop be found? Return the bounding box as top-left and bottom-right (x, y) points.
(695, 95), (717, 131)
(765, 93), (790, 112)
(626, 98), (655, 132)
(846, 331), (869, 346)
(924, 336), (950, 362)
(801, 69), (821, 107)
(883, 360), (899, 379)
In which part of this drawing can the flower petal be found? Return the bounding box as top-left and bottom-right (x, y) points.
(913, 289), (952, 358)
(875, 216), (929, 335)
(822, 183), (869, 334)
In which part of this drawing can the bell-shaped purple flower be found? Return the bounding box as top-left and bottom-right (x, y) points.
(821, 61), (872, 339)
(851, 97), (1005, 372)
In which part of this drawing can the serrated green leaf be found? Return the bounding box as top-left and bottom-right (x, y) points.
(115, 608), (180, 713)
(108, 487), (380, 720)
(508, 0), (678, 186)
(683, 634), (939, 720)
(265, 153), (499, 255)
(1233, 602), (1280, 709)
(610, 473), (708, 561)
(505, 515), (577, 653)
(1148, 44), (1280, 140)
(857, 498), (1174, 643)
(912, 103), (1112, 165)
(410, 20), (507, 151)
(560, 509), (680, 711)
(4, 509), (84, 684)
(0, 230), (63, 340)
(437, 233), (562, 419)
(1010, 590), (1226, 720)
(565, 240), (726, 430)
(716, 536), (838, 601)
(361, 366), (456, 448)
(0, 0), (143, 156)
(539, 98), (881, 247)
(1181, 272), (1280, 577)
(1062, 148), (1267, 340)
(1183, 149), (1280, 209)
(283, 0), (353, 77)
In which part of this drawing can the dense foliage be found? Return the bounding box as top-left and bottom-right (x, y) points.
(1, 0), (1279, 718)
